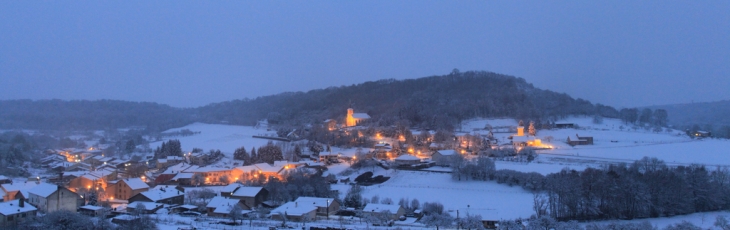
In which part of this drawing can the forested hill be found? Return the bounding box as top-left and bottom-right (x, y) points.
(197, 70), (618, 129)
(646, 100), (730, 131)
(0, 71), (619, 131)
(0, 100), (193, 131)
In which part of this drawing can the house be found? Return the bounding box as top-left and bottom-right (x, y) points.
(79, 205), (106, 217)
(362, 203), (406, 220)
(156, 156), (185, 169)
(346, 108), (370, 127)
(431, 150), (458, 166)
(253, 163), (285, 179)
(206, 196), (247, 218)
(456, 208), (500, 229)
(1, 181), (40, 201)
(155, 163), (199, 185)
(512, 136), (541, 147)
(107, 178), (149, 200)
(691, 130), (712, 138)
(269, 201), (317, 222)
(567, 134), (594, 146)
(220, 183), (268, 209)
(128, 185), (184, 205)
(0, 199), (37, 227)
(170, 173), (194, 186)
(394, 154), (421, 166)
(27, 183), (82, 213)
(191, 167), (234, 185)
(67, 169), (116, 192)
(318, 152), (340, 164)
(294, 197), (339, 216)
(127, 201), (164, 214)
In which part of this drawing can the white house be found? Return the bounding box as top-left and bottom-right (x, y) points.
(27, 183), (82, 213)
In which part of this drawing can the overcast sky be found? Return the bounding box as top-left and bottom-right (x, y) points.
(1, 1), (728, 108)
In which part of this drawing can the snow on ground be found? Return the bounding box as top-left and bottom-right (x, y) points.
(533, 117), (730, 167)
(151, 123), (280, 157)
(360, 171), (535, 220)
(495, 160), (588, 175)
(586, 211), (730, 229)
(461, 118), (518, 130)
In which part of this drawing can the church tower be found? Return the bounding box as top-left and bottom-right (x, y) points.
(346, 108), (356, 127)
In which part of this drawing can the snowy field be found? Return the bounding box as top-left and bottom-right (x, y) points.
(150, 122), (280, 157)
(359, 170), (535, 220)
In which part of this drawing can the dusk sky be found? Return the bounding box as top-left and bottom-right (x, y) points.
(1, 1), (728, 108)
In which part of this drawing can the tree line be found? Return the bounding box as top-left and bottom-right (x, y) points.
(448, 156), (730, 222)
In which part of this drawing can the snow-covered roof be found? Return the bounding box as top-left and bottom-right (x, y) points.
(351, 113), (370, 119)
(166, 156), (184, 161)
(220, 183), (243, 194)
(171, 173), (193, 180)
(395, 154), (420, 161)
(128, 201), (162, 211)
(363, 203), (402, 214)
(253, 163), (282, 173)
(27, 183), (58, 198)
(192, 166), (230, 173)
(161, 163), (199, 174)
(138, 186), (183, 201)
(80, 205), (104, 211)
(157, 159), (168, 164)
(1, 181), (40, 196)
(207, 196), (242, 214)
(0, 199), (37, 215)
(232, 186), (264, 197)
(235, 165), (258, 174)
(436, 150), (457, 156)
(270, 201), (317, 216)
(294, 196), (334, 208)
(121, 178), (149, 190)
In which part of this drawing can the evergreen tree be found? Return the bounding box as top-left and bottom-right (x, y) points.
(528, 121), (536, 136)
(249, 147), (258, 165)
(233, 146), (249, 162)
(87, 191), (98, 206)
(258, 142), (284, 164)
(154, 139), (183, 159)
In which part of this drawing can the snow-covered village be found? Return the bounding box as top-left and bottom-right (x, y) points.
(1, 105), (730, 230)
(1, 1), (729, 230)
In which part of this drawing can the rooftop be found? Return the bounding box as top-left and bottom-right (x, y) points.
(27, 183), (58, 198)
(122, 178), (149, 190)
(0, 199), (37, 215)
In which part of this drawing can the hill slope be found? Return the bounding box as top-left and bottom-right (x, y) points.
(197, 70), (617, 129)
(0, 71), (618, 130)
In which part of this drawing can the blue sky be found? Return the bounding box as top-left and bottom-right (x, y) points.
(1, 1), (728, 108)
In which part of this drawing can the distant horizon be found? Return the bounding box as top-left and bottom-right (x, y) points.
(2, 1), (728, 109)
(2, 73), (727, 110)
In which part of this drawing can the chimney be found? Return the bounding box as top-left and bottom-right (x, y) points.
(295, 202), (297, 207)
(19, 199), (24, 208)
